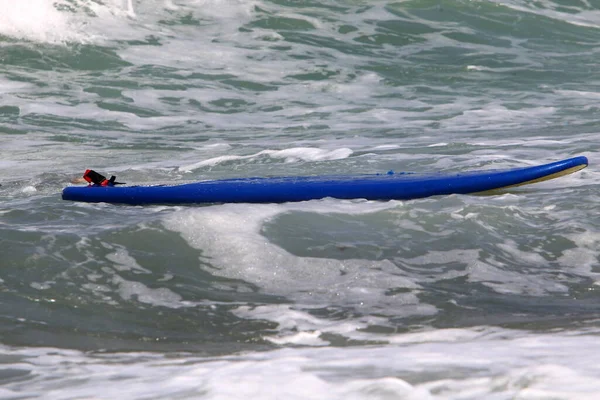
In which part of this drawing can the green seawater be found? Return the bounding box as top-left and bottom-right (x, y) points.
(1, 1), (600, 398)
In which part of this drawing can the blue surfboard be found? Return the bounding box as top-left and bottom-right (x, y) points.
(62, 156), (588, 205)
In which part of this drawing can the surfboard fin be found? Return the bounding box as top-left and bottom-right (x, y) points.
(108, 175), (126, 186)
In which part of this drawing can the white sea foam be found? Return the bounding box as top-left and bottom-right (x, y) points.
(558, 230), (600, 283)
(0, 0), (173, 44)
(442, 104), (557, 132)
(178, 147), (353, 171)
(111, 274), (184, 308)
(0, 1), (82, 44)
(232, 303), (396, 345)
(159, 190), (600, 341)
(105, 244), (152, 273)
(3, 327), (600, 399)
(0, 0), (140, 44)
(162, 201), (436, 317)
(492, 0), (600, 29)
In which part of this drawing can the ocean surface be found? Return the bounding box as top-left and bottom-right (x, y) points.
(1, 0), (600, 398)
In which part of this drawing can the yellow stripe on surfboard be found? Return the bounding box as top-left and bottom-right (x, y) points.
(476, 163), (587, 194)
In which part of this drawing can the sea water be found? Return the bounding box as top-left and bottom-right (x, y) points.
(1, 0), (600, 398)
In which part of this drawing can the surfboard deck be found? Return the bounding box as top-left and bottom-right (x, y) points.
(62, 156), (588, 205)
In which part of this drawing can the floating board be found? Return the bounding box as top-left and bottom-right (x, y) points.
(62, 156), (588, 205)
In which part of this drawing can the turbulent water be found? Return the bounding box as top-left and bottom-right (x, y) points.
(1, 0), (600, 398)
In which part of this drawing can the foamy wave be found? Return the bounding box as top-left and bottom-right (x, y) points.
(491, 0), (600, 29)
(161, 200), (431, 315)
(178, 147), (353, 171)
(3, 328), (600, 399)
(0, 0), (81, 44)
(0, 0), (136, 44)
